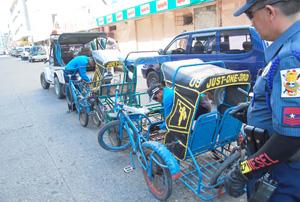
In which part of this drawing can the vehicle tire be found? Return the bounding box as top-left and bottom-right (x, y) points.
(146, 71), (160, 88)
(79, 99), (89, 127)
(214, 88), (225, 106)
(142, 147), (172, 201)
(97, 120), (132, 151)
(54, 77), (65, 99)
(209, 152), (241, 187)
(40, 72), (50, 89)
(92, 104), (105, 127)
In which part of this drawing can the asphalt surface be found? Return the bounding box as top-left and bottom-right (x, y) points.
(0, 55), (246, 202)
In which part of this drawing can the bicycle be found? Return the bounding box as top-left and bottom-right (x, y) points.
(64, 68), (108, 127)
(97, 103), (181, 200)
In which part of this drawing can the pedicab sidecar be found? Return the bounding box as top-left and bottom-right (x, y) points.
(142, 58), (251, 200)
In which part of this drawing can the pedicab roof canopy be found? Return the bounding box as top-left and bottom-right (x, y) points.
(162, 59), (251, 93)
(92, 50), (123, 68)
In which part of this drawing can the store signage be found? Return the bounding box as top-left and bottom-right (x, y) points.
(140, 4), (150, 15)
(127, 8), (135, 18)
(176, 0), (191, 7)
(98, 17), (104, 25)
(116, 12), (123, 21)
(107, 15), (113, 23)
(97, 0), (209, 26)
(156, 0), (168, 11)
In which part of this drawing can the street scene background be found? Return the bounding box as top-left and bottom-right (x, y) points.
(0, 55), (246, 201)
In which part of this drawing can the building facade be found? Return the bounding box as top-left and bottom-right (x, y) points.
(93, 0), (250, 53)
(6, 0), (249, 53)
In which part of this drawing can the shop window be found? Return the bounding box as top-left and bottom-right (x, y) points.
(175, 15), (193, 26)
(109, 25), (117, 31)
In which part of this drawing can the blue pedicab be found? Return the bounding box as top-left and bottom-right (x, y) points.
(97, 58), (251, 200)
(95, 51), (171, 121)
(65, 49), (122, 127)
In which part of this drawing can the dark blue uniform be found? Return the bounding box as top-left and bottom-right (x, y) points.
(247, 20), (300, 201)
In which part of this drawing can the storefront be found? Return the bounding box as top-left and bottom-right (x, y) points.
(94, 0), (249, 53)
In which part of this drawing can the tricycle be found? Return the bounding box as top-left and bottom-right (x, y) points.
(97, 58), (251, 200)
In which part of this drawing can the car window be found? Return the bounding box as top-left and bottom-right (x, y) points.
(190, 32), (216, 54)
(165, 36), (189, 54)
(33, 46), (45, 52)
(25, 48), (30, 52)
(220, 29), (252, 54)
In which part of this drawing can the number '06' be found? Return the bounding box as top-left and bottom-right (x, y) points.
(189, 78), (201, 88)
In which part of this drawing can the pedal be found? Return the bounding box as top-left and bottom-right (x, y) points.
(124, 166), (134, 173)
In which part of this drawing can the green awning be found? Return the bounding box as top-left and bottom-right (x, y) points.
(96, 0), (214, 26)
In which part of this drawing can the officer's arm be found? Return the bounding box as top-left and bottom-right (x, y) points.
(225, 133), (300, 197)
(241, 133), (300, 178)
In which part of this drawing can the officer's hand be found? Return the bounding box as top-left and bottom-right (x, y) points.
(149, 125), (160, 133)
(224, 164), (251, 198)
(229, 102), (249, 124)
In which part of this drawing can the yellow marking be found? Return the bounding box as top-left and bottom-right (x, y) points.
(240, 160), (252, 174)
(106, 61), (122, 68)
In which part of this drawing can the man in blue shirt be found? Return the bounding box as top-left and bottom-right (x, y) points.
(147, 83), (211, 132)
(225, 0), (300, 201)
(65, 56), (94, 82)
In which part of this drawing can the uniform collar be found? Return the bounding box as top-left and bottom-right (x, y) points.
(265, 20), (300, 64)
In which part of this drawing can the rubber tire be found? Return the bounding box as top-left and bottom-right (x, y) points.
(142, 147), (172, 201)
(66, 84), (76, 111)
(209, 152), (241, 187)
(214, 88), (225, 106)
(40, 72), (50, 89)
(79, 99), (89, 127)
(97, 120), (132, 151)
(54, 77), (65, 99)
(92, 104), (105, 127)
(146, 71), (160, 88)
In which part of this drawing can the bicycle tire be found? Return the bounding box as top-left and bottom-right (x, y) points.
(92, 104), (102, 127)
(66, 84), (76, 111)
(79, 99), (89, 127)
(209, 152), (241, 187)
(142, 147), (172, 201)
(97, 120), (132, 151)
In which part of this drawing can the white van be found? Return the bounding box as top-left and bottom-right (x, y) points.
(20, 46), (31, 60)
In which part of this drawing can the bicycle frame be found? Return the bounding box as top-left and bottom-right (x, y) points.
(114, 104), (169, 178)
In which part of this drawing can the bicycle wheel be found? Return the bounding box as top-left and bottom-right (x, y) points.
(92, 103), (105, 127)
(79, 99), (89, 127)
(209, 152), (241, 187)
(66, 85), (76, 111)
(98, 120), (132, 151)
(142, 147), (172, 201)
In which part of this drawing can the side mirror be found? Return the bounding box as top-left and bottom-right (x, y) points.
(44, 59), (49, 64)
(158, 49), (164, 55)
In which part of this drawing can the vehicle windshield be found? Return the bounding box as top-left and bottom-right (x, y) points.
(32, 46), (46, 53)
(25, 48), (30, 52)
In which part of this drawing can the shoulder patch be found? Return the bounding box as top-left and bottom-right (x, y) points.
(280, 68), (300, 97)
(282, 107), (300, 127)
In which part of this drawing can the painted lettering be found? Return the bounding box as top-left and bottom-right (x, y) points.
(264, 153), (279, 164)
(255, 156), (265, 167)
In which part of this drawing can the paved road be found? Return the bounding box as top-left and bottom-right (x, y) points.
(0, 55), (246, 202)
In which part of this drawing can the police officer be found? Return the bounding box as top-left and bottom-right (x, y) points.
(225, 0), (300, 201)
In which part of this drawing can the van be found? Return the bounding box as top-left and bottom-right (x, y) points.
(29, 46), (47, 62)
(20, 46), (31, 60)
(141, 26), (267, 104)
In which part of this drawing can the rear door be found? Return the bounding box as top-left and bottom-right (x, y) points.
(216, 29), (254, 72)
(186, 32), (217, 63)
